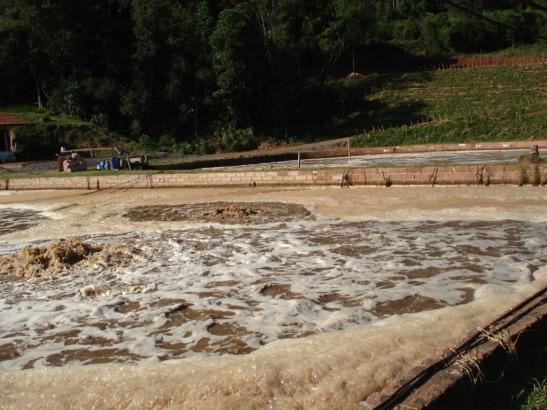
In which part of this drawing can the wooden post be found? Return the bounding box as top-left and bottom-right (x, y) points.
(8, 128), (16, 152)
(347, 138), (351, 161)
(297, 152), (301, 168)
(531, 145), (540, 163)
(3, 129), (9, 151)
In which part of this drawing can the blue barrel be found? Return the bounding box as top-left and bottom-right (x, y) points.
(110, 156), (121, 170)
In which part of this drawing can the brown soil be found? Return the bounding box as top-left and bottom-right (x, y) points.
(123, 202), (312, 224)
(0, 239), (139, 279)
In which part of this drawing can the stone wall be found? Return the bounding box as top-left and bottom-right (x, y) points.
(2, 164), (546, 190)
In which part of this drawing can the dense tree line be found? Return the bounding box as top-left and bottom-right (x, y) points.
(1, 0), (545, 150)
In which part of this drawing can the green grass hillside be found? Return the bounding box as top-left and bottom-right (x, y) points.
(2, 55), (546, 159)
(348, 62), (546, 148)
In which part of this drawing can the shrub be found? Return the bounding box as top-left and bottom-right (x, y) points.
(14, 123), (109, 160)
(532, 166), (540, 187)
(171, 142), (193, 155)
(518, 167), (528, 186)
(158, 134), (177, 150)
(194, 138), (213, 155)
(137, 134), (157, 151)
(216, 127), (256, 152)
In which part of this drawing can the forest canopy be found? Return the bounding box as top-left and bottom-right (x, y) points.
(1, 0), (545, 146)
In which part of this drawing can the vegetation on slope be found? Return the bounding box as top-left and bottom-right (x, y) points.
(350, 62), (547, 147)
(0, 105), (129, 160)
(1, 0), (546, 154)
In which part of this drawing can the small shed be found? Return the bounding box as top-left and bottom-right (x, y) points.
(0, 112), (30, 161)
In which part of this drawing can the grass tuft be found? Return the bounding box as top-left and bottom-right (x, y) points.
(521, 379), (547, 410)
(519, 167), (529, 186)
(453, 350), (485, 385)
(532, 167), (541, 187)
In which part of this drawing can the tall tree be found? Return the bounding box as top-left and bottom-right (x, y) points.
(210, 4), (266, 127)
(0, 0), (73, 108)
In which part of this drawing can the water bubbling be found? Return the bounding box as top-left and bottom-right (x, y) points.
(0, 273), (545, 409)
(1, 220), (545, 371)
(0, 208), (50, 236)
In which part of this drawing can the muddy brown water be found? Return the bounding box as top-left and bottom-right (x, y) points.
(0, 208), (50, 236)
(123, 202), (313, 224)
(1, 215), (546, 370)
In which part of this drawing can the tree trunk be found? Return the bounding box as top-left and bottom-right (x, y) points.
(36, 82), (43, 110)
(29, 60), (44, 110)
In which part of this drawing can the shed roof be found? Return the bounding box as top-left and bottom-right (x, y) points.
(0, 112), (31, 126)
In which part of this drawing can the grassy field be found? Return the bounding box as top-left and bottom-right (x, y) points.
(2, 45), (546, 157)
(349, 62), (546, 148)
(0, 105), (90, 126)
(0, 169), (161, 179)
(479, 42), (547, 57)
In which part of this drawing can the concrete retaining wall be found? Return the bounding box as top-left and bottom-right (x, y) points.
(346, 139), (547, 157)
(2, 164), (546, 190)
(301, 139), (547, 160)
(361, 287), (547, 410)
(151, 140), (547, 168)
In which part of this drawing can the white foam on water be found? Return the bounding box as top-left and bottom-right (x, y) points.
(0, 202), (61, 219)
(0, 220), (545, 372)
(1, 189), (546, 408)
(0, 271), (545, 409)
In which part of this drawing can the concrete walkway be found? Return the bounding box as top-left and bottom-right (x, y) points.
(207, 148), (546, 171)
